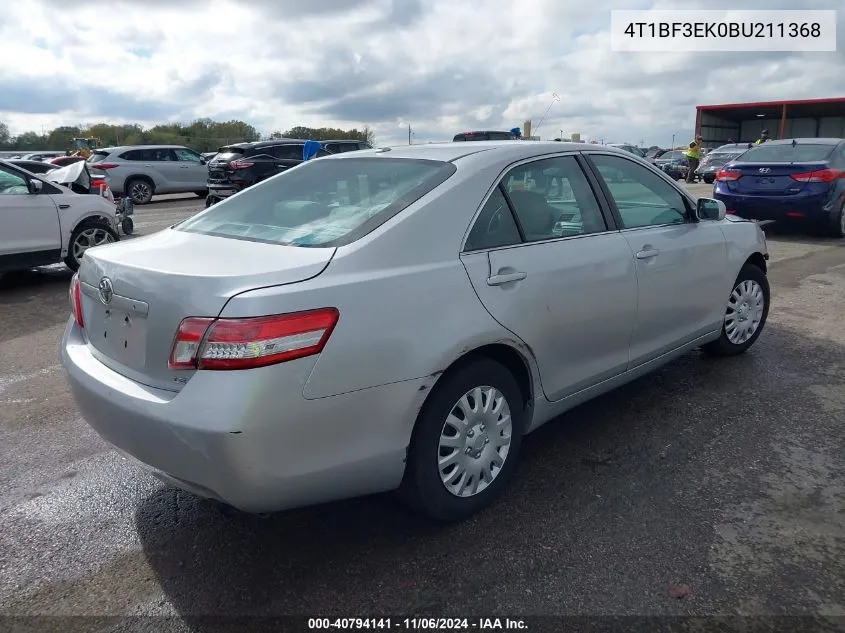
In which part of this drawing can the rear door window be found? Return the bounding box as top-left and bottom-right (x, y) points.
(175, 157), (456, 247)
(269, 144), (303, 160)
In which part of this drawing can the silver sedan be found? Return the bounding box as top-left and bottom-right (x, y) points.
(60, 141), (770, 522)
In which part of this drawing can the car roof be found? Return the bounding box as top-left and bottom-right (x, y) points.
(321, 140), (635, 165)
(9, 159), (51, 166)
(751, 137), (843, 146)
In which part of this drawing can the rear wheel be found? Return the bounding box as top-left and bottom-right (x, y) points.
(702, 263), (769, 357)
(195, 190), (208, 198)
(64, 221), (118, 271)
(827, 201), (845, 238)
(399, 358), (524, 522)
(126, 178), (154, 205)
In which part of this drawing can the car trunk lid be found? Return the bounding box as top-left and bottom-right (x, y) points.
(76, 229), (335, 392)
(728, 161), (830, 195)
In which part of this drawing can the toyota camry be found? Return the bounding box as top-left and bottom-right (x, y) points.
(61, 141), (770, 522)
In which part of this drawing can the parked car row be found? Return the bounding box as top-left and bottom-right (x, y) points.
(82, 138), (372, 206)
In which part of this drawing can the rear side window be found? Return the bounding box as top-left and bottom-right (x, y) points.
(269, 144), (303, 160)
(325, 143), (362, 154)
(175, 157), (456, 247)
(87, 151), (110, 164)
(739, 143), (836, 162)
(119, 147), (178, 161)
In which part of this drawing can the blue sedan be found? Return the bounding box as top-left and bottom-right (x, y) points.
(713, 138), (845, 238)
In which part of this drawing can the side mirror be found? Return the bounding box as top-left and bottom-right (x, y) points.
(28, 179), (43, 194)
(697, 197), (726, 221)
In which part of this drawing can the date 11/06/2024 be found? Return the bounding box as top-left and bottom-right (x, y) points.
(308, 617), (528, 630)
(622, 21), (821, 39)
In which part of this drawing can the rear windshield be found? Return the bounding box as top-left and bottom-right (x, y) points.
(739, 143), (836, 163)
(214, 147), (245, 161)
(175, 157), (456, 247)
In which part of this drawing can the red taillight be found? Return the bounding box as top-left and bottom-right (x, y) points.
(69, 273), (84, 328)
(790, 168), (843, 183)
(726, 209), (737, 215)
(716, 169), (741, 181)
(168, 308), (339, 371)
(786, 211), (805, 217)
(94, 163), (119, 170)
(229, 160), (254, 170)
(169, 317), (215, 369)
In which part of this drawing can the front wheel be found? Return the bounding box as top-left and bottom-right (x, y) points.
(399, 358), (525, 522)
(702, 263), (770, 357)
(64, 221), (119, 272)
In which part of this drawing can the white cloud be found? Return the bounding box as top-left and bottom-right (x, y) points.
(0, 0), (843, 147)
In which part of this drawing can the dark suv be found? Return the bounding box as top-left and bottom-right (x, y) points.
(206, 138), (371, 205)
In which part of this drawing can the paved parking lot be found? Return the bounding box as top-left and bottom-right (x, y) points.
(1, 185), (844, 626)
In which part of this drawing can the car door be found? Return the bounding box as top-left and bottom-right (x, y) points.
(173, 147), (208, 191)
(152, 148), (185, 192)
(269, 144), (305, 173)
(0, 165), (61, 265)
(584, 152), (728, 368)
(461, 154), (638, 402)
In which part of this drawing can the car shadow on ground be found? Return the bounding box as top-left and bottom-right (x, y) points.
(135, 321), (845, 623)
(0, 266), (73, 344)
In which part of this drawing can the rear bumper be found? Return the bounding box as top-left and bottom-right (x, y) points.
(60, 319), (425, 513)
(714, 190), (835, 225)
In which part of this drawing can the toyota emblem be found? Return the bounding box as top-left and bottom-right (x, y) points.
(98, 277), (114, 305)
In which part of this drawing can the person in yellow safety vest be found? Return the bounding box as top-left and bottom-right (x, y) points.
(754, 129), (770, 144)
(684, 134), (703, 183)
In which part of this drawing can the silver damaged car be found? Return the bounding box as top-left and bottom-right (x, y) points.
(60, 142), (770, 521)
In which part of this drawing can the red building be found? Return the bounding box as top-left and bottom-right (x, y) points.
(695, 97), (845, 148)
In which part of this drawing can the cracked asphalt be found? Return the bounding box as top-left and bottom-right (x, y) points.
(1, 186), (844, 631)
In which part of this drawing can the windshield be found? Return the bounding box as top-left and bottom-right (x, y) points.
(659, 151), (685, 161)
(704, 152), (743, 164)
(738, 143), (836, 163)
(176, 157), (456, 247)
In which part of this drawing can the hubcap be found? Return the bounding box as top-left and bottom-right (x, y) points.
(437, 386), (513, 498)
(130, 182), (151, 202)
(72, 227), (114, 263)
(724, 279), (765, 345)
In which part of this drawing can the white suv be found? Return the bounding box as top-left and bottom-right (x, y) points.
(0, 160), (119, 273)
(87, 145), (209, 205)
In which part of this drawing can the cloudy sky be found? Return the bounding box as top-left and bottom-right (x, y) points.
(1, 0), (843, 146)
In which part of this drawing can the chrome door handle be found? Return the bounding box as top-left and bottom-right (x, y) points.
(636, 248), (660, 259)
(487, 271), (527, 286)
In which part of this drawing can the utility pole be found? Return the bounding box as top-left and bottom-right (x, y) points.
(671, 133), (675, 149)
(408, 124), (412, 145)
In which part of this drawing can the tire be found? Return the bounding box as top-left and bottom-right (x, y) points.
(827, 201), (845, 238)
(125, 178), (154, 205)
(121, 217), (134, 235)
(399, 358), (525, 522)
(64, 220), (119, 272)
(702, 263), (770, 358)
(195, 190), (208, 198)
(704, 177), (715, 185)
